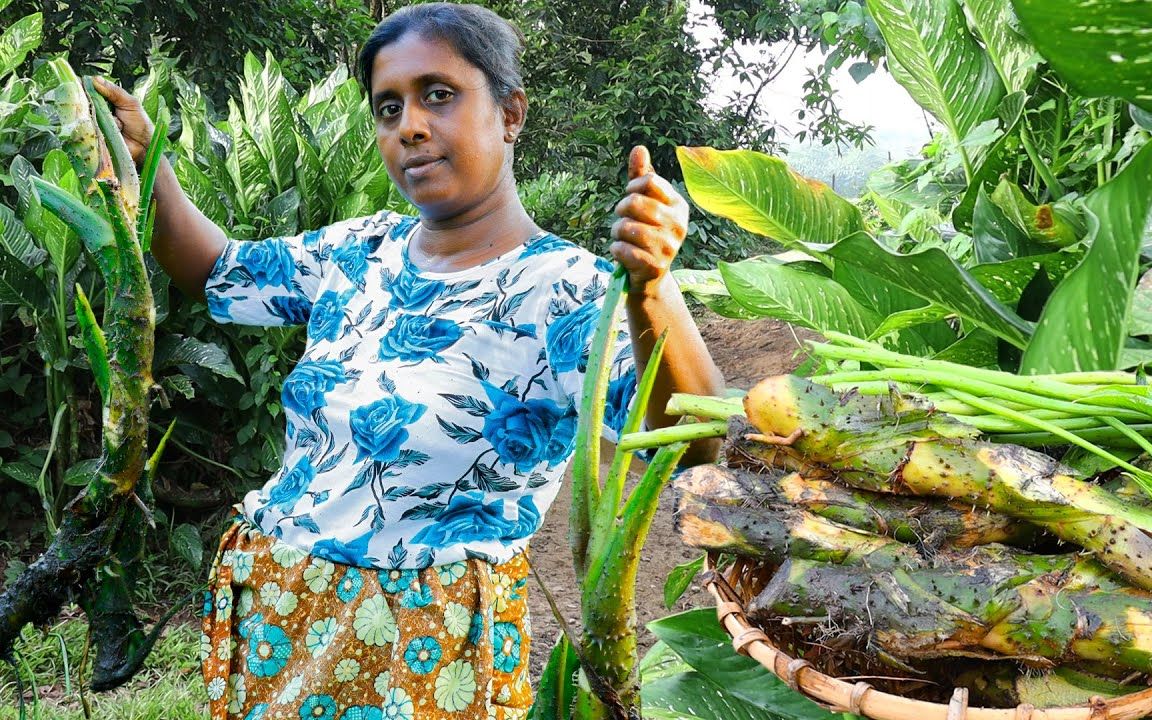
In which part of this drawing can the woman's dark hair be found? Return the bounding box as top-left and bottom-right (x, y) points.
(357, 3), (525, 107)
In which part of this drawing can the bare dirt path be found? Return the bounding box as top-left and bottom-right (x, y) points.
(526, 315), (813, 674)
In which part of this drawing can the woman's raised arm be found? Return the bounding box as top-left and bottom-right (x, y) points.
(93, 77), (227, 300)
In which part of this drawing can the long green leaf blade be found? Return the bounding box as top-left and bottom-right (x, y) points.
(1012, 0), (1152, 111)
(29, 176), (117, 279)
(867, 0), (1004, 141)
(0, 12), (42, 80)
(676, 147), (863, 247)
(84, 76), (140, 221)
(528, 636), (579, 720)
(820, 232), (1033, 348)
(1021, 144), (1152, 372)
(136, 118), (169, 250)
(588, 330), (669, 562)
(964, 0), (1037, 93)
(74, 283), (110, 403)
(569, 266), (627, 578)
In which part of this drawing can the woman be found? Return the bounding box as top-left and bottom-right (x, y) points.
(96, 3), (723, 718)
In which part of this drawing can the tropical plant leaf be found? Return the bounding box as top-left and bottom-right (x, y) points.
(1021, 144), (1152, 372)
(528, 636), (579, 720)
(964, 0), (1037, 93)
(953, 91), (1027, 232)
(0, 203), (45, 267)
(971, 189), (1037, 264)
(1131, 269), (1152, 337)
(719, 256), (881, 339)
(63, 458), (101, 487)
(676, 147), (864, 247)
(673, 267), (760, 320)
(663, 555), (704, 609)
(819, 232), (1033, 348)
(155, 335), (242, 381)
(866, 0), (1004, 142)
(0, 247), (46, 308)
(933, 329), (1000, 367)
(1012, 0), (1152, 111)
(174, 156), (229, 226)
(642, 672), (785, 720)
(647, 610), (834, 720)
(990, 179), (1084, 248)
(638, 641), (694, 684)
(0, 12), (42, 80)
(171, 523), (204, 570)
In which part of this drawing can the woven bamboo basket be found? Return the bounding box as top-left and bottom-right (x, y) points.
(702, 553), (1152, 720)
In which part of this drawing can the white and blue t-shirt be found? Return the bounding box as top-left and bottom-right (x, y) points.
(204, 211), (637, 570)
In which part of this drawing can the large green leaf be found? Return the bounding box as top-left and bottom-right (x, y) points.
(174, 157), (229, 226)
(155, 336), (242, 381)
(952, 91), (1027, 232)
(241, 52), (299, 194)
(0, 202), (45, 267)
(647, 610), (834, 720)
(0, 12), (42, 80)
(0, 244), (46, 308)
(964, 0), (1036, 93)
(1021, 144), (1152, 372)
(528, 636), (579, 720)
(1012, 0), (1152, 111)
(676, 147), (864, 247)
(674, 267), (761, 320)
(719, 256), (880, 338)
(1130, 269), (1152, 336)
(643, 672), (786, 720)
(820, 232), (1033, 348)
(867, 0), (1004, 142)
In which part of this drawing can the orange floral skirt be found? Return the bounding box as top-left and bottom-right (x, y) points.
(200, 516), (532, 720)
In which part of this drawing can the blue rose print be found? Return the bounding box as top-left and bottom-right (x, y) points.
(605, 367), (637, 437)
(410, 492), (539, 548)
(518, 233), (572, 260)
(546, 301), (599, 372)
(236, 239), (295, 289)
(282, 360), (348, 417)
(266, 455), (316, 512)
(349, 395), (427, 463)
(207, 294), (234, 320)
(301, 228), (324, 247)
(268, 296), (311, 324)
(310, 290), (352, 342)
(311, 530), (377, 567)
(332, 241), (371, 287)
(481, 384), (577, 472)
(378, 315), (463, 363)
(388, 268), (444, 311)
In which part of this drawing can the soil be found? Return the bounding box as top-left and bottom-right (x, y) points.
(525, 314), (815, 674)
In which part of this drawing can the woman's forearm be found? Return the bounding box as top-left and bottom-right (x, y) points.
(149, 158), (228, 301)
(625, 274), (725, 464)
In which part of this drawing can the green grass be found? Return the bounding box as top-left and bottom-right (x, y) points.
(0, 608), (206, 720)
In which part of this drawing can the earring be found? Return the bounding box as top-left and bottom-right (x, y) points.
(505, 132), (517, 143)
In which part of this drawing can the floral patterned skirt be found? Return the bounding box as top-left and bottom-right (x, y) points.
(201, 516), (532, 720)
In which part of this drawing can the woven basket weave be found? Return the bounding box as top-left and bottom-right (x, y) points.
(702, 554), (1152, 720)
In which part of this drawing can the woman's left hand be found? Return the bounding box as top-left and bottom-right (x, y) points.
(610, 146), (690, 297)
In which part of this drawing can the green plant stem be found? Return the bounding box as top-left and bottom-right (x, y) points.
(664, 393), (743, 420)
(818, 332), (1145, 403)
(147, 421), (243, 479)
(37, 403), (68, 537)
(945, 389), (1152, 492)
(1019, 122), (1065, 199)
(618, 421), (728, 451)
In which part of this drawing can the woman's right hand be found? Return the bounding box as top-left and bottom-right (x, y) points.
(91, 76), (155, 167)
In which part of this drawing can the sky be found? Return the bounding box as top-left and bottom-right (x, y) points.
(687, 0), (933, 158)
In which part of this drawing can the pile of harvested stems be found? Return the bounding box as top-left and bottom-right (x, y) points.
(632, 335), (1152, 707)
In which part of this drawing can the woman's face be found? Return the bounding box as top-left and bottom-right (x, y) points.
(369, 33), (522, 220)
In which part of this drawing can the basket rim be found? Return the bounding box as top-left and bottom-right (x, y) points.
(702, 553), (1152, 720)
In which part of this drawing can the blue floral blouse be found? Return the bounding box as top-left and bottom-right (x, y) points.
(204, 211), (637, 569)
